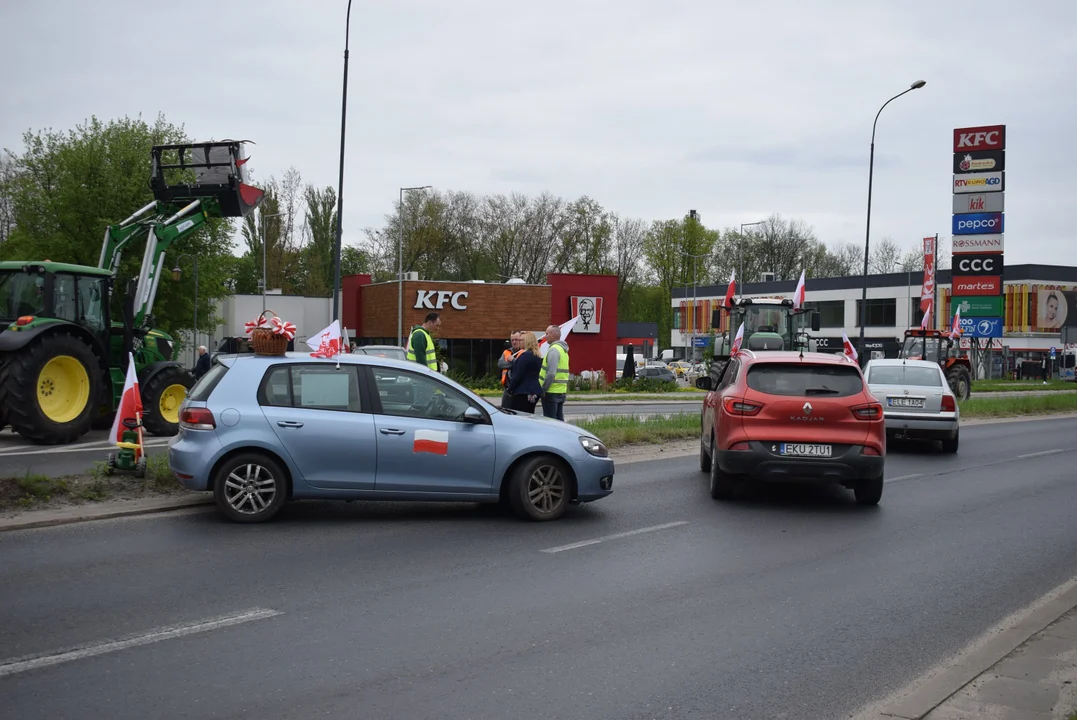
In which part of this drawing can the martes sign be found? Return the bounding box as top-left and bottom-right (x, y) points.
(414, 289), (469, 310)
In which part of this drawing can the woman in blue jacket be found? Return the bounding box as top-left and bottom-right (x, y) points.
(507, 331), (543, 413)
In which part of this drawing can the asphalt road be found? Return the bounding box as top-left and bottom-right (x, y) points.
(2, 418), (1077, 719)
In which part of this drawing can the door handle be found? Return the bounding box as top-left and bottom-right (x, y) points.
(379, 428), (406, 435)
(277, 421), (304, 428)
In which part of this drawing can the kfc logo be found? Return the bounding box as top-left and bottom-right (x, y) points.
(569, 296), (603, 333)
(953, 125), (1006, 152)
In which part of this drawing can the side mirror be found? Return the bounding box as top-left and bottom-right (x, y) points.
(711, 309), (722, 329)
(463, 406), (485, 423)
(811, 311), (821, 332)
(695, 376), (712, 391)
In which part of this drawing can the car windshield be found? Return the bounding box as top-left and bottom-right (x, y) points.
(355, 347), (406, 360)
(746, 363), (864, 397)
(869, 365), (943, 387)
(0, 270), (46, 319)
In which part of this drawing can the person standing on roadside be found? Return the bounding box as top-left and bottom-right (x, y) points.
(498, 331), (524, 408)
(406, 312), (441, 372)
(507, 331), (543, 413)
(539, 324), (570, 420)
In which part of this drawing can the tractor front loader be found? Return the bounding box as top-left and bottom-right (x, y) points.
(0, 140), (264, 444)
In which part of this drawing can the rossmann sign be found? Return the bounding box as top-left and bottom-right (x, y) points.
(953, 125), (1005, 152)
(952, 212), (1004, 235)
(953, 172), (1004, 193)
(952, 234), (1004, 252)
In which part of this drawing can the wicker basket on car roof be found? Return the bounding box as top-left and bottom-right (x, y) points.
(250, 310), (289, 356)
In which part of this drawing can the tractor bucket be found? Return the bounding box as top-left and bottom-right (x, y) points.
(149, 141), (265, 218)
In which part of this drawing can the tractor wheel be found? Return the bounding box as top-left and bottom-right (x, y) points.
(946, 367), (971, 401)
(140, 365), (195, 436)
(0, 333), (100, 445)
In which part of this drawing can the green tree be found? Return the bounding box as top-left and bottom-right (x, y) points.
(298, 184), (337, 296)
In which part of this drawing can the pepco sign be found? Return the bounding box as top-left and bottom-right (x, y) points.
(953, 125), (1005, 152)
(952, 212), (1004, 235)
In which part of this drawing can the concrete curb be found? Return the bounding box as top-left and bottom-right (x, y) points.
(0, 494), (213, 533)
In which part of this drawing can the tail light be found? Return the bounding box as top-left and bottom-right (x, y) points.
(941, 395), (956, 412)
(851, 402), (882, 420)
(861, 446), (881, 456)
(179, 407), (215, 430)
(723, 397), (763, 416)
(729, 441), (752, 451)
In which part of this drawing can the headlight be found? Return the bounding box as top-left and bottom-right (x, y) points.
(579, 436), (608, 458)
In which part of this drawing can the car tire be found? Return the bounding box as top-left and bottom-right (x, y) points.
(708, 435), (735, 500)
(941, 430), (959, 454)
(508, 454), (571, 522)
(854, 477), (884, 506)
(213, 452), (288, 524)
(699, 429), (712, 473)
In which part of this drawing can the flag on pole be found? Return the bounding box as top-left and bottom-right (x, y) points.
(792, 270), (806, 309)
(109, 353), (142, 445)
(723, 270), (736, 309)
(308, 320), (343, 358)
(730, 322), (745, 355)
(841, 330), (858, 362)
(949, 307), (962, 340)
(921, 299), (932, 329)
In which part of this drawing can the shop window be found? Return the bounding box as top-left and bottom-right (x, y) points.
(855, 299), (897, 327)
(804, 300), (844, 328)
(910, 298), (928, 328)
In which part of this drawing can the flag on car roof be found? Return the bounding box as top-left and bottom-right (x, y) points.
(730, 322), (745, 354)
(842, 330), (858, 362)
(308, 319), (343, 358)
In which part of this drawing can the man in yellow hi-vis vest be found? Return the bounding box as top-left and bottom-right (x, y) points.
(406, 312), (441, 371)
(539, 324), (570, 420)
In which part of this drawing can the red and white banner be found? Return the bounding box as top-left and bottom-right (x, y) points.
(109, 353), (142, 445)
(308, 320), (343, 358)
(920, 237), (935, 324)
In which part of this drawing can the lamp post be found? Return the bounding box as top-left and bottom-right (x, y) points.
(398, 185), (432, 347)
(331, 0), (354, 325)
(260, 211), (283, 312)
(171, 253), (198, 365)
(739, 220), (764, 296)
(858, 79), (926, 358)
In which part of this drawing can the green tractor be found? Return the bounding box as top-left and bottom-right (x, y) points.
(0, 140), (264, 444)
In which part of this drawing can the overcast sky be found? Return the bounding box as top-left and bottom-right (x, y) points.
(2, 1), (1074, 268)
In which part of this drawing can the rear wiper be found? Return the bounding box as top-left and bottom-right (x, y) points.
(803, 387), (840, 395)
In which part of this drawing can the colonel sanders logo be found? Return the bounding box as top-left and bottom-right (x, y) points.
(569, 296), (603, 333)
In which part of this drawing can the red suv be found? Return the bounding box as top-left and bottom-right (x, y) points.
(697, 350), (886, 505)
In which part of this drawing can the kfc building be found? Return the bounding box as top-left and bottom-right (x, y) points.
(342, 273), (619, 380)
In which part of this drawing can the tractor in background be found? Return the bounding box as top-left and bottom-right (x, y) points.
(898, 327), (973, 400)
(0, 141), (264, 444)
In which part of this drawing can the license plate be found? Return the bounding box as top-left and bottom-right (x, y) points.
(887, 397), (925, 408)
(780, 443), (832, 457)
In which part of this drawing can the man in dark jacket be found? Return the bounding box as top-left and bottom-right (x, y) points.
(193, 345), (211, 379)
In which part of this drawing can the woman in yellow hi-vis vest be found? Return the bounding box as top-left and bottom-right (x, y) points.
(406, 312), (441, 371)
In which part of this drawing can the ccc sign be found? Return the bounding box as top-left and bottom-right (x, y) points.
(953, 253), (1003, 275)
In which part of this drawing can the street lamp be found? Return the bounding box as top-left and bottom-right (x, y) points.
(739, 220), (765, 297)
(398, 185), (432, 347)
(331, 0), (354, 325)
(260, 210), (283, 312)
(858, 79), (926, 358)
(171, 253), (198, 365)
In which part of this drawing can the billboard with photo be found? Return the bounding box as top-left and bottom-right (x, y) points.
(1037, 288), (1077, 329)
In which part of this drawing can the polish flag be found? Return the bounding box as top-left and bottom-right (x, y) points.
(792, 270), (806, 309)
(308, 319), (343, 358)
(723, 269), (736, 309)
(842, 330), (858, 362)
(730, 322), (745, 354)
(949, 307), (962, 340)
(109, 353), (143, 446)
(413, 428), (449, 455)
(921, 299), (932, 329)
(539, 315), (579, 358)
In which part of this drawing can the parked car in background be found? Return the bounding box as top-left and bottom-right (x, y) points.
(351, 344), (407, 361)
(696, 349), (886, 505)
(668, 361), (692, 378)
(864, 358), (960, 453)
(169, 353), (615, 524)
(636, 365), (678, 384)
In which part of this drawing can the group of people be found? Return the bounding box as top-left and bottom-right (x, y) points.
(404, 312), (571, 420)
(497, 325), (570, 420)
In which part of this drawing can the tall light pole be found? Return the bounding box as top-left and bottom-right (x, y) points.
(331, 0), (354, 324)
(858, 79), (926, 359)
(171, 254), (198, 365)
(260, 211), (283, 312)
(398, 185), (432, 346)
(739, 220), (764, 297)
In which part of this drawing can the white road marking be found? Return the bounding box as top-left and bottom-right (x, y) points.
(0, 607), (283, 678)
(0, 440), (170, 458)
(885, 473), (923, 483)
(1017, 448), (1064, 459)
(540, 521), (690, 553)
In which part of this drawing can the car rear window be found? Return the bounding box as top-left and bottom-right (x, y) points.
(746, 363), (864, 397)
(187, 362), (228, 402)
(868, 365), (943, 387)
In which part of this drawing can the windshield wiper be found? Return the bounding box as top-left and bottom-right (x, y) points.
(803, 387), (841, 395)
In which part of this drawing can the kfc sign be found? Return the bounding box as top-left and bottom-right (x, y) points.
(953, 125), (1006, 152)
(952, 276), (1001, 296)
(953, 253), (1003, 275)
(569, 296), (603, 333)
(414, 289), (469, 310)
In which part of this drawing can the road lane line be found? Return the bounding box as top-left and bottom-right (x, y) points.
(0, 607), (283, 678)
(1017, 448), (1064, 459)
(0, 440), (170, 458)
(885, 473), (923, 483)
(540, 521), (690, 553)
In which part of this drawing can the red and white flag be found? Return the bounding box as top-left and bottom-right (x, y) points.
(539, 315), (579, 358)
(921, 299), (932, 329)
(792, 270), (806, 309)
(308, 319), (343, 358)
(842, 330), (858, 362)
(109, 353), (142, 445)
(413, 429), (449, 455)
(949, 307), (962, 340)
(723, 269), (736, 309)
(920, 237), (936, 314)
(730, 322), (745, 354)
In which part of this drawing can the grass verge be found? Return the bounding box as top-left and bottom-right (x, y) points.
(576, 413), (700, 449)
(0, 454), (188, 511)
(959, 392), (1077, 418)
(973, 379), (1075, 392)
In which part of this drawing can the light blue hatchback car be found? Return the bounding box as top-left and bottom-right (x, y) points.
(168, 352), (615, 523)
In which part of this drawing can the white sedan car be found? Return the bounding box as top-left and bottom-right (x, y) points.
(864, 358), (960, 453)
